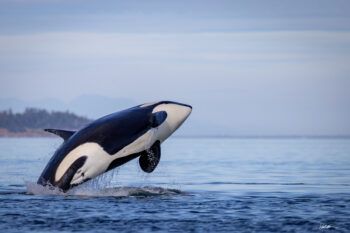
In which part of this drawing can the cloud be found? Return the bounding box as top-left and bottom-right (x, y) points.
(0, 0), (349, 135)
(1, 31), (349, 64)
(0, 0), (350, 35)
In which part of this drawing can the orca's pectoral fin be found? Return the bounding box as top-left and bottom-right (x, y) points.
(44, 128), (76, 141)
(139, 141), (161, 173)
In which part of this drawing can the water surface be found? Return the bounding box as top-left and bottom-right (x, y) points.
(0, 137), (349, 232)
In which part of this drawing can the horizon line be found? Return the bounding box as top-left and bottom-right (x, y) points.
(173, 135), (350, 139)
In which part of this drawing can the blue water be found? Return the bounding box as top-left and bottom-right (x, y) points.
(0, 137), (350, 232)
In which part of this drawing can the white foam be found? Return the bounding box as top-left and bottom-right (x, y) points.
(70, 185), (181, 197)
(319, 223), (335, 230)
(25, 180), (182, 197)
(25, 181), (65, 195)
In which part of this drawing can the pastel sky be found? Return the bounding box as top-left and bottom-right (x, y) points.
(0, 0), (350, 135)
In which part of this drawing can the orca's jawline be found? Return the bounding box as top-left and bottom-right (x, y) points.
(56, 156), (87, 191)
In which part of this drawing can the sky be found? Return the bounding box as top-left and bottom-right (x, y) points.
(0, 0), (350, 136)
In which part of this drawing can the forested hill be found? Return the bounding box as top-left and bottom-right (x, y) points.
(0, 108), (92, 137)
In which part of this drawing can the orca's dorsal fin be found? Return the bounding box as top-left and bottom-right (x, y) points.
(139, 141), (161, 173)
(44, 129), (75, 141)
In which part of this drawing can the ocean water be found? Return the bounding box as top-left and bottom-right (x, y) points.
(0, 137), (349, 232)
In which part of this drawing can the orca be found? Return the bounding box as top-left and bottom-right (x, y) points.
(37, 101), (192, 191)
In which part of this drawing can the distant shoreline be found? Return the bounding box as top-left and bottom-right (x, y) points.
(0, 128), (55, 137)
(0, 128), (349, 139)
(0, 108), (91, 137)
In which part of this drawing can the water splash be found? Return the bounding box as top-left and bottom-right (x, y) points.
(71, 185), (182, 197)
(25, 181), (182, 197)
(80, 167), (120, 190)
(25, 181), (64, 195)
(25, 168), (182, 198)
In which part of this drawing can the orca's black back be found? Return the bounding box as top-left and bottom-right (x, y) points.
(74, 106), (153, 155)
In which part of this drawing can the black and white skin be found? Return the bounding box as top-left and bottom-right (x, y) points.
(37, 101), (192, 191)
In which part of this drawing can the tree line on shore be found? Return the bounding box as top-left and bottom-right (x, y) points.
(0, 108), (92, 132)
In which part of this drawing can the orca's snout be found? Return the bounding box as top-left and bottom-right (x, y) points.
(163, 101), (192, 128)
(151, 101), (192, 142)
(178, 103), (192, 123)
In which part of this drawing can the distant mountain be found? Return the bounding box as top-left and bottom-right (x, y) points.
(0, 108), (91, 137)
(0, 95), (137, 119)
